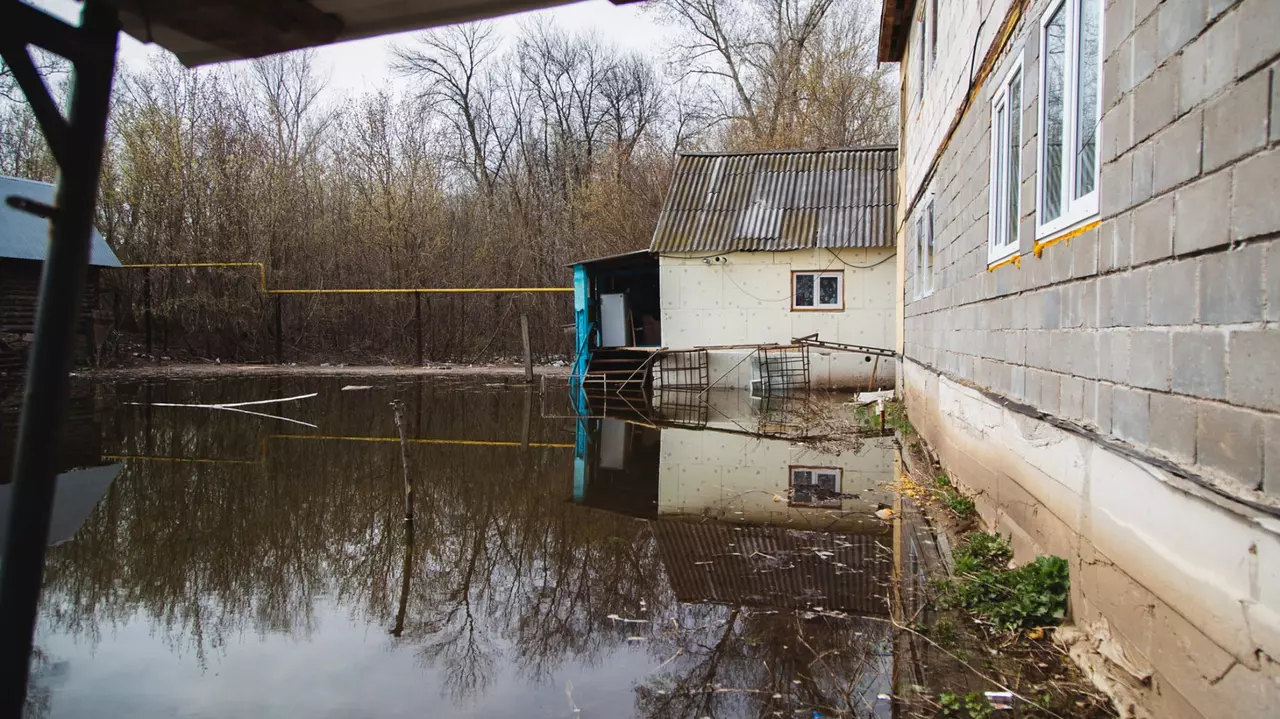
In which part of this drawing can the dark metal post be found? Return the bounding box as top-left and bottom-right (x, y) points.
(0, 2), (119, 713)
(274, 295), (282, 364)
(143, 266), (152, 357)
(414, 292), (423, 366)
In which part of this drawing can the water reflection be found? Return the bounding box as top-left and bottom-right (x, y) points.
(26, 378), (926, 718)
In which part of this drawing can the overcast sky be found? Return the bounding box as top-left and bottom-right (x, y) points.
(33, 0), (668, 100)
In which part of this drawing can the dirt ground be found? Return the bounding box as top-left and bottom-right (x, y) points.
(74, 362), (573, 381)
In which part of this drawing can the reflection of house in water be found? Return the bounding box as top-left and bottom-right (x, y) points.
(0, 392), (120, 550)
(573, 392), (897, 533)
(572, 404), (902, 617)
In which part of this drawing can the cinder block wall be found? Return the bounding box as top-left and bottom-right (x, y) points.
(897, 0), (1280, 716)
(904, 0), (1279, 505)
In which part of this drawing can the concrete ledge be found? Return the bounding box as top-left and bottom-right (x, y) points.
(903, 357), (1280, 719)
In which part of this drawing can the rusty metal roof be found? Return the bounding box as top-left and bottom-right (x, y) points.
(650, 147), (897, 254)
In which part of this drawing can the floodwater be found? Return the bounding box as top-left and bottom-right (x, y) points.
(11, 376), (944, 719)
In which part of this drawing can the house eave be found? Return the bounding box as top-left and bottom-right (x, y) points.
(877, 0), (917, 63)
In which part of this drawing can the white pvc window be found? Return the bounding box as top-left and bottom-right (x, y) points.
(990, 57), (1024, 264)
(793, 271), (843, 310)
(1037, 0), (1102, 239)
(916, 10), (927, 106)
(914, 201), (935, 298)
(790, 466), (842, 508)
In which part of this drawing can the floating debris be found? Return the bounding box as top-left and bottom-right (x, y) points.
(340, 385), (372, 391)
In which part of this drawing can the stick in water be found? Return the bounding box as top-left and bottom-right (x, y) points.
(391, 399), (413, 521)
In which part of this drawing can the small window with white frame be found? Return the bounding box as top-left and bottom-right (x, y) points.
(914, 201), (935, 298)
(1037, 0), (1102, 239)
(790, 466), (842, 508)
(792, 271), (843, 310)
(989, 56), (1024, 264)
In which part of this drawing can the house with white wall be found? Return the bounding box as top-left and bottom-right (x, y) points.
(654, 147), (899, 389)
(571, 147), (898, 393)
(879, 0), (1280, 715)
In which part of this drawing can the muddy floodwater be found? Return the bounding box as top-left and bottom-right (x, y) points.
(10, 376), (954, 719)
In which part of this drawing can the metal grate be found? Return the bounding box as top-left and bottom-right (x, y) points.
(756, 345), (810, 396)
(655, 348), (709, 390)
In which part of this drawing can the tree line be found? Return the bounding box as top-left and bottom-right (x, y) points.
(0, 0), (895, 364)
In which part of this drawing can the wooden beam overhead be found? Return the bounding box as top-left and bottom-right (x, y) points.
(106, 1), (342, 60)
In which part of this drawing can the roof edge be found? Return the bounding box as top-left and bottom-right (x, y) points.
(676, 145), (897, 159)
(878, 0), (917, 63)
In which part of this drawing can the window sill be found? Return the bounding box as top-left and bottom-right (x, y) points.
(791, 306), (845, 312)
(1033, 217), (1102, 257)
(986, 252), (1021, 272)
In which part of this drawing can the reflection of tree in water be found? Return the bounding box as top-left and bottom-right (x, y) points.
(635, 604), (890, 719)
(38, 378), (670, 702)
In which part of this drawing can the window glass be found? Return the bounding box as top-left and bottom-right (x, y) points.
(819, 275), (839, 305)
(1042, 4), (1066, 223)
(926, 202), (935, 295)
(1007, 69), (1022, 245)
(995, 102), (1008, 247)
(1075, 0), (1100, 198)
(795, 274), (814, 307)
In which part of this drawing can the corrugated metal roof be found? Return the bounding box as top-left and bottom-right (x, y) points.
(650, 147), (897, 254)
(654, 520), (892, 616)
(0, 176), (121, 267)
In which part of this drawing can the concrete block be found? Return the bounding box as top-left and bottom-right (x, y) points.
(1061, 374), (1085, 421)
(1232, 146), (1280, 241)
(1041, 288), (1062, 330)
(1273, 65), (1280, 144)
(1099, 216), (1132, 273)
(1203, 71), (1270, 172)
(1131, 141), (1154, 205)
(1148, 257), (1198, 325)
(1150, 392), (1199, 464)
(1103, 93), (1134, 164)
(1134, 58), (1180, 145)
(1158, 0), (1207, 64)
(1071, 330), (1100, 379)
(1197, 401), (1263, 488)
(1092, 381), (1114, 432)
(1228, 330), (1280, 412)
(1039, 370), (1061, 415)
(1026, 330), (1051, 368)
(1098, 329), (1131, 383)
(1104, 42), (1132, 113)
(1239, 0), (1280, 75)
(1113, 385), (1152, 444)
(1180, 9), (1237, 114)
(1269, 241), (1280, 323)
(1130, 328), (1172, 391)
(1105, 0), (1135, 59)
(1171, 330), (1227, 399)
(1101, 153), (1135, 217)
(1264, 415), (1280, 497)
(1200, 245), (1264, 324)
(1114, 267), (1150, 327)
(1073, 227), (1099, 280)
(1010, 364), (1027, 401)
(1132, 195), (1174, 265)
(1152, 109), (1203, 195)
(1132, 15), (1158, 85)
(1173, 169), (1231, 254)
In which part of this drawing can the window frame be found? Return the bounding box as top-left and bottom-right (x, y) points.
(789, 465), (843, 509)
(989, 55), (1024, 265)
(791, 270), (844, 311)
(1035, 0), (1103, 240)
(914, 201), (935, 299)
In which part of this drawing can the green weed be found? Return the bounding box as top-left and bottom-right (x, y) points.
(935, 691), (993, 718)
(940, 533), (1069, 632)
